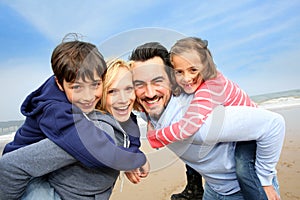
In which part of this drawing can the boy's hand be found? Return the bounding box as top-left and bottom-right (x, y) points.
(125, 169), (141, 184)
(139, 160), (150, 178)
(263, 185), (281, 200)
(125, 160), (150, 184)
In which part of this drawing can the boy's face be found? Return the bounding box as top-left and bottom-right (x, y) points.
(57, 71), (103, 114)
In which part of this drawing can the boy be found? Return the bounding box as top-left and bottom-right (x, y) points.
(1, 36), (147, 199)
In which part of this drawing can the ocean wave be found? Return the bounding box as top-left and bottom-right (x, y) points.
(258, 96), (300, 109)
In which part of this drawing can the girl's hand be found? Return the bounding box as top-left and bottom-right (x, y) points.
(263, 185), (281, 200)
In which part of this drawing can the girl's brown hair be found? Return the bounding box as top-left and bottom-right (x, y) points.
(170, 37), (218, 82)
(51, 34), (107, 87)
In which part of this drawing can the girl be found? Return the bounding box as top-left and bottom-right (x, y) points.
(147, 37), (284, 200)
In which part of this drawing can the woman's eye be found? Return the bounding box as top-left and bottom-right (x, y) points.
(125, 87), (134, 92)
(108, 89), (116, 94)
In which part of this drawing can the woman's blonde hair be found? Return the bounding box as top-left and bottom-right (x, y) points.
(96, 59), (138, 113)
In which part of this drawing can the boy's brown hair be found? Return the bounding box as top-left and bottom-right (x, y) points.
(51, 34), (107, 87)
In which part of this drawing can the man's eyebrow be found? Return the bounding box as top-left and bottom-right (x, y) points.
(133, 76), (165, 84)
(152, 76), (165, 81)
(133, 80), (145, 84)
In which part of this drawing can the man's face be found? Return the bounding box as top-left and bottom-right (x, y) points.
(131, 56), (172, 120)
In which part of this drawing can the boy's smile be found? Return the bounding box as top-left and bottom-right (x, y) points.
(56, 71), (103, 114)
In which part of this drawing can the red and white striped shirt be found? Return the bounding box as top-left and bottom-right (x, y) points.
(147, 71), (257, 148)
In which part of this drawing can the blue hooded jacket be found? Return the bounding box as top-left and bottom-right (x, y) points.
(3, 76), (146, 170)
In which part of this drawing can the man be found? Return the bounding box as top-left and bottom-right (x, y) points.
(129, 42), (204, 200)
(129, 42), (283, 199)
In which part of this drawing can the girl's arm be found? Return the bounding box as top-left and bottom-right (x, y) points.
(147, 82), (217, 148)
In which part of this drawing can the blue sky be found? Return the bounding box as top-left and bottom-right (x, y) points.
(1, 0), (300, 121)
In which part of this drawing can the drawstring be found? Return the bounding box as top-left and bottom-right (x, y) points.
(119, 171), (125, 192)
(119, 131), (130, 192)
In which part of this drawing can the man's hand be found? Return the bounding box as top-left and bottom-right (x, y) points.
(263, 185), (280, 200)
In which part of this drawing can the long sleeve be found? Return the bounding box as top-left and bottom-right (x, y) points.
(0, 139), (76, 200)
(39, 105), (146, 170)
(147, 72), (256, 148)
(119, 113), (143, 152)
(198, 106), (285, 186)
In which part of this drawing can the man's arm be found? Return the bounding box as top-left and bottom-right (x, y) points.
(0, 139), (76, 199)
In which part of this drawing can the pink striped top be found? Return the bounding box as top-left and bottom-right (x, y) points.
(147, 72), (257, 148)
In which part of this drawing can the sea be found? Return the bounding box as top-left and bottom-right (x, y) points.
(1, 89), (300, 142)
(251, 89), (300, 109)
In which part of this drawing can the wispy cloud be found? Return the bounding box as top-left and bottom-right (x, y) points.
(4, 0), (157, 42)
(1, 0), (300, 120)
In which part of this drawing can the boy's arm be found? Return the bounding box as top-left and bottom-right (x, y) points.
(147, 83), (215, 148)
(40, 104), (147, 170)
(0, 139), (76, 199)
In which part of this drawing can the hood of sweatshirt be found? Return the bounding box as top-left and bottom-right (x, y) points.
(21, 76), (69, 117)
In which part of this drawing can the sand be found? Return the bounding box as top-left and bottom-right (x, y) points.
(110, 105), (300, 200)
(0, 105), (299, 200)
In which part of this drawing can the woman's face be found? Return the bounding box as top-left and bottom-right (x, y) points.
(105, 67), (135, 122)
(172, 51), (204, 94)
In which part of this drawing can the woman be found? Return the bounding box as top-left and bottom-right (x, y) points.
(0, 59), (149, 200)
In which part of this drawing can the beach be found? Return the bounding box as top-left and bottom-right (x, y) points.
(0, 104), (299, 200)
(110, 104), (300, 200)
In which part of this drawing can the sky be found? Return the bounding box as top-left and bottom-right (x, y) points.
(0, 0), (300, 121)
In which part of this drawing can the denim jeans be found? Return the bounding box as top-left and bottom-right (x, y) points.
(235, 140), (280, 200)
(21, 177), (61, 200)
(203, 176), (280, 200)
(21, 176), (114, 200)
(203, 182), (245, 200)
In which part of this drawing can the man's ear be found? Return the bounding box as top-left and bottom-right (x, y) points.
(55, 77), (64, 91)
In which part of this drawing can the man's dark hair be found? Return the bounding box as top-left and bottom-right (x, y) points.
(129, 42), (179, 95)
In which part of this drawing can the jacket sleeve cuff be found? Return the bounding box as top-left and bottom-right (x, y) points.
(147, 130), (165, 148)
(257, 173), (274, 186)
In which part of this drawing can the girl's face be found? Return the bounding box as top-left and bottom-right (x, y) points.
(105, 67), (135, 122)
(58, 70), (103, 114)
(172, 51), (204, 94)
